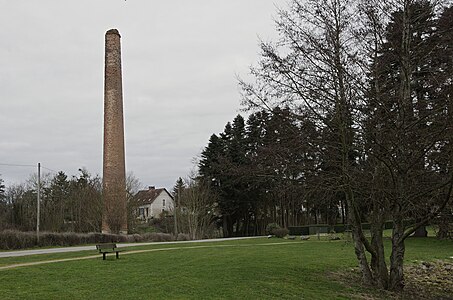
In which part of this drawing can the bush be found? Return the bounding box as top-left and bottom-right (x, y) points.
(273, 228), (289, 238)
(0, 230), (180, 250)
(0, 230), (36, 250)
(141, 232), (174, 242)
(288, 226), (309, 235)
(177, 233), (191, 241)
(309, 225), (329, 235)
(128, 234), (143, 243)
(266, 223), (281, 235)
(333, 224), (345, 233)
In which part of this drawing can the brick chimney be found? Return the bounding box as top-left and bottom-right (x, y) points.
(102, 29), (127, 234)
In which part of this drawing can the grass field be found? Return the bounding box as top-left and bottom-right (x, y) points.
(0, 237), (452, 299)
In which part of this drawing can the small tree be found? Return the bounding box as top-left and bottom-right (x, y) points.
(126, 171), (142, 233)
(179, 178), (217, 240)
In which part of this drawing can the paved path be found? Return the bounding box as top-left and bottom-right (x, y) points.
(0, 236), (263, 258)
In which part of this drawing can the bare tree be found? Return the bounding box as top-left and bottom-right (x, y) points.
(126, 171), (142, 233)
(179, 177), (217, 240)
(240, 0), (453, 291)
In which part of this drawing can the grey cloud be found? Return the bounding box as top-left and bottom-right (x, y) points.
(0, 0), (283, 189)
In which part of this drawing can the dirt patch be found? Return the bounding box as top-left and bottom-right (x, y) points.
(404, 260), (453, 299)
(330, 260), (453, 299)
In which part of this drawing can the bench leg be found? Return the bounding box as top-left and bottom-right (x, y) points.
(103, 253), (106, 260)
(116, 251), (119, 259)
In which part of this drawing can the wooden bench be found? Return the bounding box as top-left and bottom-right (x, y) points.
(96, 243), (122, 260)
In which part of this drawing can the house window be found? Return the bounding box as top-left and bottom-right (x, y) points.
(163, 199), (166, 207)
(139, 208), (144, 217)
(145, 208), (149, 217)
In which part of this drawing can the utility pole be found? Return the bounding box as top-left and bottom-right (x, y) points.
(173, 187), (179, 237)
(37, 162), (41, 243)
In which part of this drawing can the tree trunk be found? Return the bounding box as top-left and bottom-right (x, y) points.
(436, 212), (451, 239)
(352, 227), (375, 285)
(348, 188), (375, 286)
(340, 200), (346, 224)
(370, 221), (389, 289)
(389, 223), (406, 291)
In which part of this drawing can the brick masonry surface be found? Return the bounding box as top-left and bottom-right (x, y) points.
(102, 29), (127, 234)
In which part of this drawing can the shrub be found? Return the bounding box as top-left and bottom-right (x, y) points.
(141, 232), (174, 242)
(288, 226), (309, 235)
(61, 232), (83, 246)
(333, 224), (345, 233)
(273, 228), (289, 238)
(177, 233), (191, 241)
(128, 234), (143, 243)
(266, 223), (281, 235)
(0, 230), (36, 250)
(0, 230), (180, 250)
(39, 232), (60, 247)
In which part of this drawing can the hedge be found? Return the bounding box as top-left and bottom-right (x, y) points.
(0, 230), (177, 250)
(288, 220), (417, 236)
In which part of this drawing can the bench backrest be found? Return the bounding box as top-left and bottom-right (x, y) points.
(96, 243), (117, 250)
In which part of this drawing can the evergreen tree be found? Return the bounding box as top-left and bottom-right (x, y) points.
(0, 176), (7, 230)
(0, 176), (5, 202)
(172, 177), (186, 206)
(42, 171), (70, 231)
(239, 0), (453, 291)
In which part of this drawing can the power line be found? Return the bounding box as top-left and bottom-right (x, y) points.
(0, 163), (36, 168)
(0, 163), (58, 173)
(41, 166), (58, 173)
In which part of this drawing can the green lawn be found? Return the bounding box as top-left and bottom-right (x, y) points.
(0, 237), (452, 299)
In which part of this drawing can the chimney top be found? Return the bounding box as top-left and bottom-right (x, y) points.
(106, 29), (121, 37)
(149, 186), (155, 190)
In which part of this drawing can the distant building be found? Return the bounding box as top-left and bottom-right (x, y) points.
(135, 186), (174, 221)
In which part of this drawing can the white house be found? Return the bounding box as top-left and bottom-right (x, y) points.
(135, 186), (174, 221)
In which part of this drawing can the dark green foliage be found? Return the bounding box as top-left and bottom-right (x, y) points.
(199, 109), (317, 236)
(288, 221), (412, 235)
(41, 171), (70, 232)
(0, 176), (7, 230)
(199, 116), (253, 237)
(232, 0), (453, 291)
(288, 226), (309, 235)
(0, 176), (5, 202)
(172, 177), (185, 204)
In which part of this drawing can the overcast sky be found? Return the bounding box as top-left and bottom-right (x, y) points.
(0, 0), (284, 190)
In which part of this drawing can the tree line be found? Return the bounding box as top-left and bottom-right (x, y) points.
(198, 109), (328, 237)
(0, 170), (141, 233)
(196, 0), (452, 291)
(0, 170), (102, 232)
(0, 0), (451, 292)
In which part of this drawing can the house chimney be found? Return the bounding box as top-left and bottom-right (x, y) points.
(149, 186), (155, 190)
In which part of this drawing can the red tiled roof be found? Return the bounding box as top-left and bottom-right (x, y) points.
(134, 187), (172, 205)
